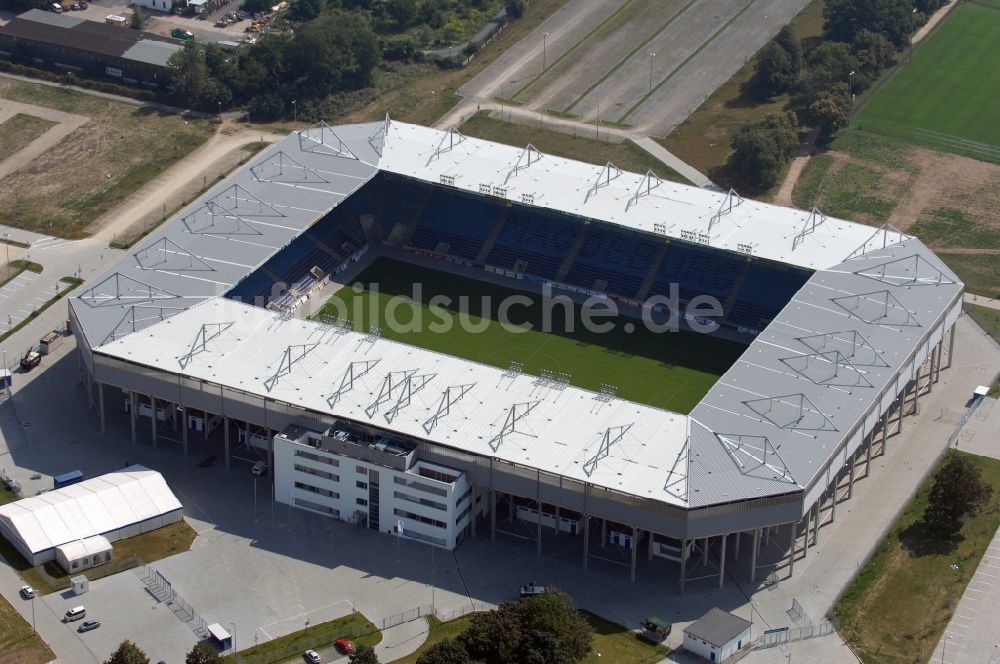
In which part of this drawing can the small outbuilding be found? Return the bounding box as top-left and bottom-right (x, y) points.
(682, 608), (751, 663)
(55, 535), (113, 573)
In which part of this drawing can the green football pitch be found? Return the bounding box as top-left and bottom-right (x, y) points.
(855, 2), (1000, 157)
(312, 258), (746, 414)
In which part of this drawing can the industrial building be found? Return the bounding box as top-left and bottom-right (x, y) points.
(68, 119), (961, 590)
(0, 465), (183, 566)
(0, 9), (183, 85)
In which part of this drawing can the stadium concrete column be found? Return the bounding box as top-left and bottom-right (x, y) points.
(830, 472), (838, 522)
(98, 382), (106, 434)
(734, 530), (741, 559)
(880, 411), (888, 455)
(848, 449), (856, 498)
(719, 534), (727, 588)
(536, 470), (542, 557)
(788, 523), (795, 577)
(947, 324), (955, 369)
(601, 519), (607, 547)
(897, 391), (905, 435)
(129, 391), (137, 443)
(630, 526), (638, 583)
(934, 340), (943, 383)
(223, 417), (231, 468)
(647, 531), (654, 561)
(582, 483), (590, 568)
(702, 538), (708, 565)
(181, 406), (188, 456)
(490, 458), (496, 543)
(470, 486), (477, 538)
(680, 538), (688, 594)
(913, 369), (922, 414)
(811, 501), (819, 546)
(750, 529), (759, 582)
(554, 476), (561, 536)
(151, 397), (158, 446)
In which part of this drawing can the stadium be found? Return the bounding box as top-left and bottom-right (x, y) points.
(68, 119), (963, 591)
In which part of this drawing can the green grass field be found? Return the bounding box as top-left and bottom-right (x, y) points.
(834, 451), (1000, 663)
(855, 3), (1000, 158)
(314, 259), (744, 413)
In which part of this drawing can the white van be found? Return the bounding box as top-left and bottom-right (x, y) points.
(251, 461), (268, 476)
(65, 606), (86, 621)
(51, 3), (63, 12)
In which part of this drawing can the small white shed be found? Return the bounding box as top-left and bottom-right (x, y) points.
(56, 535), (113, 573)
(683, 608), (751, 663)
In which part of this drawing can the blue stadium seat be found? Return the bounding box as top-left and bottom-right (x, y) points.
(566, 225), (662, 297)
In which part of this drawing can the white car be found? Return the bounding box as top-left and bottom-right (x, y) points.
(304, 649), (321, 664)
(19, 585), (36, 599)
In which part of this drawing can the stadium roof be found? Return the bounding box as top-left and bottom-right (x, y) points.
(0, 466), (182, 555)
(71, 119), (963, 510)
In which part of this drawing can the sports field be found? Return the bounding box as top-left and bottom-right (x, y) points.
(855, 2), (1000, 157)
(312, 259), (745, 414)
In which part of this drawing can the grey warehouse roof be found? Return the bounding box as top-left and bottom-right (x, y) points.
(70, 119), (963, 512)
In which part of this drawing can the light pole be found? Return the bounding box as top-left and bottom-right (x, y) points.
(542, 32), (549, 72)
(30, 594), (35, 634)
(292, 99), (297, 125)
(230, 622), (237, 656)
(647, 51), (656, 94)
(848, 70), (855, 97)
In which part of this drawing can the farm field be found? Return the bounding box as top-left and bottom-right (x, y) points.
(0, 80), (214, 238)
(312, 258), (744, 414)
(854, 2), (1000, 160)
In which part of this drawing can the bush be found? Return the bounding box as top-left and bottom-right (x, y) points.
(727, 112), (799, 190)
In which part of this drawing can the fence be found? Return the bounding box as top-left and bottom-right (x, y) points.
(139, 565), (209, 639)
(232, 622), (370, 664)
(913, 128), (1000, 163)
(754, 598), (836, 649)
(432, 600), (492, 623)
(378, 605), (433, 631)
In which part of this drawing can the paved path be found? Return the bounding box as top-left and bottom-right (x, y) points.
(438, 101), (714, 187)
(965, 293), (1000, 312)
(375, 618), (431, 663)
(929, 397), (1000, 664)
(0, 98), (90, 180)
(630, 136), (713, 187)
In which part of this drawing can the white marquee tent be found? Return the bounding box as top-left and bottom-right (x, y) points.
(0, 465), (183, 566)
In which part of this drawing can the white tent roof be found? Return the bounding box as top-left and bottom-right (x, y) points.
(0, 466), (181, 555)
(56, 535), (112, 561)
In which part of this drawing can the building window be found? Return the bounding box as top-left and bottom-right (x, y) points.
(393, 508), (446, 529)
(295, 481), (338, 499)
(356, 498), (368, 506)
(294, 449), (338, 467)
(357, 465), (368, 475)
(356, 480), (368, 489)
(294, 464), (338, 482)
(393, 491), (446, 511)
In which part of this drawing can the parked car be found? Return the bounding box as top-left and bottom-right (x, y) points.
(303, 650), (321, 664)
(78, 619), (101, 632)
(171, 28), (195, 41)
(334, 639), (355, 654)
(251, 461), (268, 476)
(64, 606), (86, 622)
(519, 581), (546, 598)
(19, 585), (36, 599)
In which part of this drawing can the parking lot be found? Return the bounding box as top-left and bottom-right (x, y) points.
(48, 0), (252, 44)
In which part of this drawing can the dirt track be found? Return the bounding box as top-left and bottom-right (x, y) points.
(0, 99), (89, 180)
(90, 126), (284, 242)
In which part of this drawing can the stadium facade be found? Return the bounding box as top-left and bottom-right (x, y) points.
(68, 119), (962, 590)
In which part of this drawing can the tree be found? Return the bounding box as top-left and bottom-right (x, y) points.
(774, 25), (801, 73)
(166, 41), (210, 108)
(105, 641), (150, 664)
(416, 639), (474, 664)
(185, 643), (221, 664)
(727, 112), (798, 190)
(808, 83), (851, 138)
(924, 452), (991, 535)
(823, 0), (916, 48)
(130, 6), (145, 30)
(851, 29), (895, 81)
(799, 41), (856, 98)
(515, 590), (591, 661)
(460, 603), (524, 664)
(752, 41), (797, 98)
(287, 0), (324, 22)
(386, 0), (417, 27)
(506, 0), (526, 19)
(348, 645), (380, 664)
